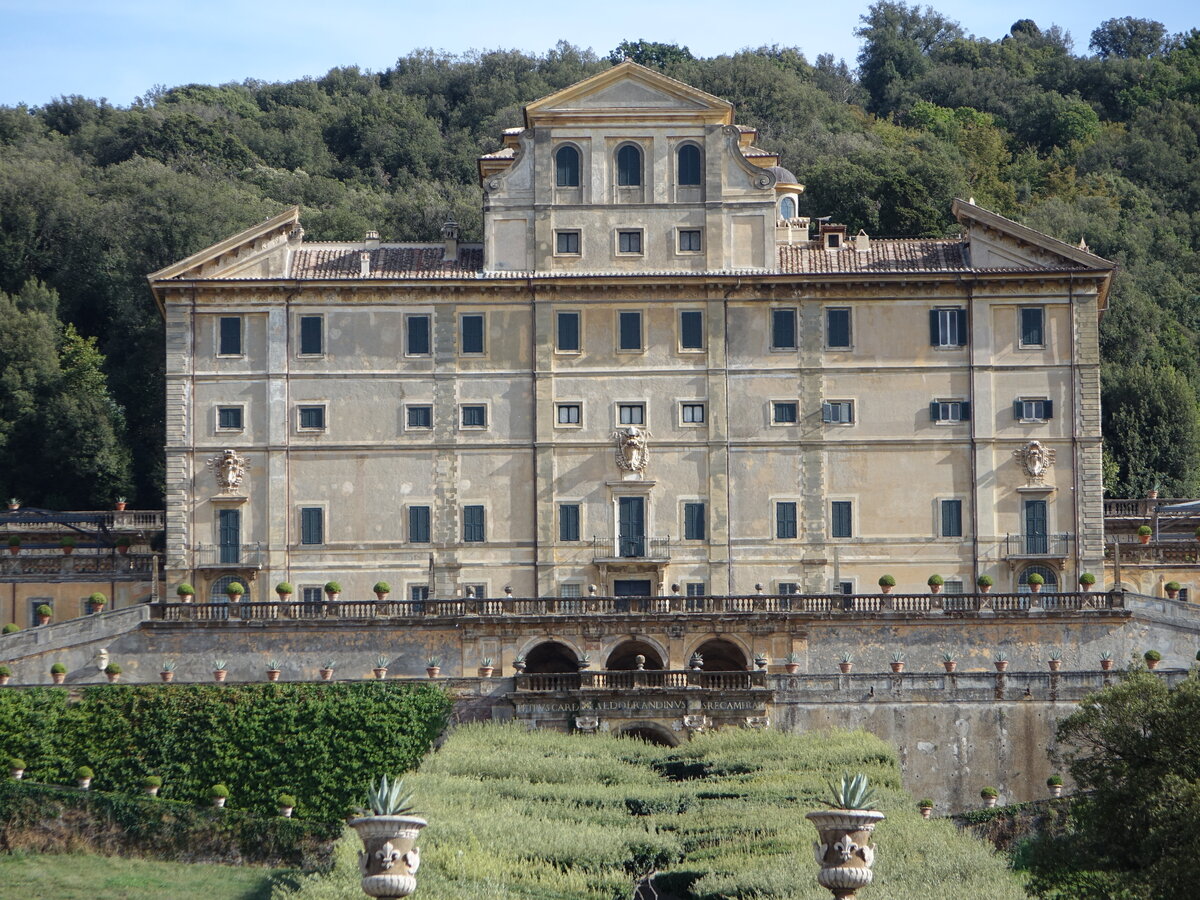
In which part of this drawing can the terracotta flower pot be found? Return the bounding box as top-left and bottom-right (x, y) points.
(375, 592), (388, 602)
(838, 662), (852, 674)
(477, 666), (494, 678)
(115, 502), (126, 511)
(1050, 784), (1063, 798)
(61, 546), (73, 556)
(160, 671), (174, 682)
(1048, 659), (1062, 672)
(880, 585), (893, 594)
(279, 805), (294, 818)
(1139, 534), (1151, 545)
(117, 545), (128, 555)
(943, 661), (957, 673)
(1146, 658), (1160, 670)
(929, 584), (943, 594)
(106, 672), (120, 683)
(1100, 659), (1114, 671)
(890, 662), (904, 673)
(266, 669), (281, 682)
(8, 547), (17, 556)
(920, 806), (932, 819)
(806, 809), (884, 897)
(1030, 583), (1042, 593)
(785, 663), (801, 674)
(37, 615), (51, 626)
(426, 666), (441, 678)
(373, 667), (388, 680)
(319, 668), (334, 681)
(51, 672), (66, 684)
(1167, 589), (1180, 600)
(984, 796), (998, 808)
(994, 661), (1009, 672)
(0, 674), (10, 686)
(349, 814), (427, 899)
(213, 669), (227, 682)
(978, 584), (992, 593)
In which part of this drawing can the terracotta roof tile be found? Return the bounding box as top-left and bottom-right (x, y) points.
(777, 239), (970, 274)
(290, 246), (484, 279)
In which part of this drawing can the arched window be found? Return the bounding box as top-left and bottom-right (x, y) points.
(780, 196), (796, 220)
(677, 144), (701, 185)
(555, 145), (580, 187)
(1018, 565), (1059, 594)
(617, 144), (642, 186)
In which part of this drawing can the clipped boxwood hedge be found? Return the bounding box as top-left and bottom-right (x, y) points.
(0, 683), (449, 822)
(0, 780), (341, 869)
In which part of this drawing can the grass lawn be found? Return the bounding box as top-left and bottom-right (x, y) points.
(0, 851), (282, 900)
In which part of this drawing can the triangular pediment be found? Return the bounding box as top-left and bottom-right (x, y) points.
(524, 60), (732, 125)
(148, 206), (301, 283)
(953, 198), (1115, 271)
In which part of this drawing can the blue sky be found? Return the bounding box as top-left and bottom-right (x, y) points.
(0, 0), (1194, 108)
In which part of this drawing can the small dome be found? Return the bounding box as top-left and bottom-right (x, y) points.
(766, 165), (800, 186)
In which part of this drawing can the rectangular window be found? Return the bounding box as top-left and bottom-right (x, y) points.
(463, 505), (485, 543)
(826, 308), (851, 349)
(684, 502), (706, 540)
(618, 311), (642, 350)
(930, 400), (971, 423)
(555, 231), (580, 254)
(557, 311), (580, 352)
(681, 402), (705, 424)
(556, 403), (581, 425)
(618, 230), (643, 254)
(218, 316), (242, 356)
(460, 314), (485, 355)
(837, 581), (854, 596)
(298, 405), (326, 430)
(300, 507), (324, 545)
(301, 586), (323, 604)
(1024, 499), (1048, 554)
(217, 406), (243, 431)
(461, 405), (487, 428)
(463, 584), (487, 600)
(410, 585), (430, 602)
(678, 229), (702, 252)
(930, 308), (968, 347)
(776, 501), (798, 539)
(560, 583), (583, 598)
(771, 308), (797, 350)
(406, 315), (431, 356)
(679, 310), (704, 350)
(1014, 398), (1053, 421)
(406, 405), (432, 429)
(1020, 307), (1045, 347)
(944, 580), (964, 594)
(822, 401), (854, 424)
(618, 403), (644, 425)
(778, 582), (801, 595)
(299, 315), (323, 355)
(831, 500), (853, 538)
(941, 499), (963, 538)
(30, 598), (53, 623)
(772, 401), (798, 425)
(559, 503), (580, 542)
(408, 506), (431, 543)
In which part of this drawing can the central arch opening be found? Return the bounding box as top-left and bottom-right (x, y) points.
(616, 723), (679, 746)
(524, 641), (579, 673)
(693, 638), (747, 671)
(606, 640), (664, 670)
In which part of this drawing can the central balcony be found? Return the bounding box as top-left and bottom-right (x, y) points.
(193, 543), (264, 569)
(1004, 533), (1072, 559)
(591, 536), (671, 564)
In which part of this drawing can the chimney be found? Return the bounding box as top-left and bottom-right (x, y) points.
(441, 220), (460, 263)
(855, 229), (871, 253)
(359, 251), (370, 277)
(364, 230), (381, 250)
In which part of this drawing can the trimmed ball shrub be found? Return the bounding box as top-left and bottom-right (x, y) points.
(176, 584), (195, 597)
(1079, 572), (1096, 586)
(373, 582), (391, 594)
(877, 574), (896, 588)
(324, 582), (342, 594)
(927, 574), (944, 586)
(275, 582), (294, 595)
(2, 624), (19, 634)
(980, 786), (999, 799)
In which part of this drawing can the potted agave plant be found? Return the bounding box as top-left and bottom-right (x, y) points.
(688, 652), (704, 671)
(143, 775), (162, 797)
(889, 652), (905, 673)
(350, 775), (426, 899)
(1048, 649), (1063, 672)
(278, 792), (297, 818)
(373, 655), (389, 680)
(212, 659), (228, 682)
(114, 497), (127, 512)
(104, 662), (122, 683)
(1099, 650), (1114, 671)
(1047, 774), (1064, 798)
(837, 651), (853, 674)
(918, 798), (934, 819)
(478, 657), (494, 678)
(784, 651), (802, 675)
(576, 653), (591, 671)
(266, 659), (282, 682)
(160, 660), (176, 682)
(512, 654), (526, 674)
(426, 656), (442, 678)
(877, 574), (895, 594)
(941, 651), (957, 673)
(319, 659), (335, 681)
(994, 651), (1009, 673)
(806, 773), (883, 898)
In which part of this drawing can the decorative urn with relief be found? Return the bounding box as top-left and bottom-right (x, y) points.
(806, 773), (884, 899)
(350, 775), (426, 899)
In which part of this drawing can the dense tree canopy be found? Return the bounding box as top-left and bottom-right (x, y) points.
(1, 9), (1199, 505)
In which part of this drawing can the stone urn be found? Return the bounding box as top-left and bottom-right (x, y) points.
(349, 814), (427, 899)
(919, 804), (932, 819)
(806, 808), (884, 899)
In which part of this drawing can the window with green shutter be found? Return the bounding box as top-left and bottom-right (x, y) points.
(300, 507), (324, 545)
(299, 316), (323, 355)
(831, 501), (852, 538)
(559, 504), (580, 542)
(776, 502), (797, 539)
(684, 502), (706, 540)
(408, 506), (431, 543)
(463, 505), (485, 543)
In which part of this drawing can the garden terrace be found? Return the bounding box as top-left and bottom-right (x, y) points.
(147, 589), (1126, 623)
(0, 552), (158, 582)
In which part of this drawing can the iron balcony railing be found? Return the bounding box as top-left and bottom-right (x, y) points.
(1004, 532), (1073, 557)
(591, 536), (671, 561)
(193, 543), (265, 568)
(148, 590), (1124, 622)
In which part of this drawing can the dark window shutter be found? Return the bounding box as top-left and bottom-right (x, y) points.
(299, 316), (322, 354)
(1014, 399), (1024, 420)
(301, 507), (323, 545)
(557, 312), (579, 352)
(957, 309), (969, 345)
(680, 310), (703, 349)
(409, 506), (430, 543)
(961, 401), (971, 421)
(461, 315), (484, 354)
(772, 309), (796, 349)
(407, 316), (430, 355)
(929, 310), (940, 346)
(560, 504), (580, 542)
(1044, 400), (1054, 419)
(929, 401), (941, 422)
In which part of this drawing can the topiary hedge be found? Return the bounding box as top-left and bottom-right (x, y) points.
(0, 683), (449, 821)
(0, 780), (341, 869)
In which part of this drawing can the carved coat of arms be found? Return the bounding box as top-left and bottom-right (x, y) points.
(206, 449), (247, 493)
(612, 426), (649, 475)
(1013, 440), (1056, 484)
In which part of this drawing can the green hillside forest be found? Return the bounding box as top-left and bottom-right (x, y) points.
(3, 8), (1200, 506)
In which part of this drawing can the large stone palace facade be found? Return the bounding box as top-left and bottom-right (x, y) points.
(148, 61), (1113, 608)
